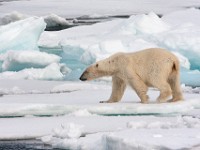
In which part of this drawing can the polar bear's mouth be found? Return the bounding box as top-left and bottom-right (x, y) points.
(79, 74), (87, 81)
(80, 75), (94, 81)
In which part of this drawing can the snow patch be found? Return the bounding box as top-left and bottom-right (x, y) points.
(0, 11), (71, 28)
(0, 11), (28, 25)
(0, 50), (61, 71)
(42, 123), (84, 149)
(0, 98), (199, 117)
(50, 82), (110, 93)
(43, 116), (200, 150)
(0, 9), (200, 86)
(127, 116), (200, 129)
(53, 123), (84, 139)
(68, 109), (96, 117)
(0, 17), (46, 52)
(120, 12), (170, 35)
(38, 10), (200, 85)
(44, 13), (70, 28)
(0, 86), (25, 95)
(162, 8), (200, 26)
(181, 84), (200, 94)
(101, 128), (200, 150)
(0, 63), (66, 80)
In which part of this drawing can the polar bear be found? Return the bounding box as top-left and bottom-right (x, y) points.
(80, 48), (183, 103)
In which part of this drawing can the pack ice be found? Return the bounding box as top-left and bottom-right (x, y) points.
(0, 17), (70, 80)
(0, 9), (200, 86)
(0, 4), (200, 150)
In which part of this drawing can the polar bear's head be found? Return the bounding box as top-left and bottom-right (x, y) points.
(80, 53), (124, 81)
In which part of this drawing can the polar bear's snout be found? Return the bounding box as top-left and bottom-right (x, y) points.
(80, 70), (88, 81)
(80, 66), (98, 81)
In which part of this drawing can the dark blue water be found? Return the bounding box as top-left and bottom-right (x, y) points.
(0, 140), (61, 150)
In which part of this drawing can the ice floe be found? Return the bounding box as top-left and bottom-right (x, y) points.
(0, 9), (200, 86)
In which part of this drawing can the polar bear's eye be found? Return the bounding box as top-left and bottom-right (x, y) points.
(96, 64), (99, 68)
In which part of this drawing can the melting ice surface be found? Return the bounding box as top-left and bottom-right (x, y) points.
(0, 9), (200, 86)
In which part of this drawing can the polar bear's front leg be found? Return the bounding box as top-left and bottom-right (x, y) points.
(100, 76), (126, 103)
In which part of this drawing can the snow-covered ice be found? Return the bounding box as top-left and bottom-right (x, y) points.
(0, 80), (199, 149)
(0, 63), (68, 80)
(0, 11), (28, 25)
(0, 11), (72, 29)
(39, 9), (200, 85)
(0, 50), (61, 71)
(1, 0), (200, 17)
(1, 7), (200, 86)
(43, 13), (71, 28)
(0, 0), (200, 149)
(0, 17), (46, 52)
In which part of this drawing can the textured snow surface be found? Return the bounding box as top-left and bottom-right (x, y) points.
(0, 1), (200, 149)
(0, 80), (199, 149)
(0, 9), (200, 86)
(1, 0), (200, 17)
(0, 50), (61, 71)
(0, 81), (199, 117)
(0, 17), (46, 52)
(0, 63), (66, 80)
(0, 11), (71, 28)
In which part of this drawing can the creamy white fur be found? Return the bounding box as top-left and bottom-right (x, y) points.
(81, 48), (183, 103)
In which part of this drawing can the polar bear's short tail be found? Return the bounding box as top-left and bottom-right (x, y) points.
(168, 60), (183, 101)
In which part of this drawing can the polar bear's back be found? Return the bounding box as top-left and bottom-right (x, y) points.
(129, 48), (177, 62)
(127, 48), (179, 86)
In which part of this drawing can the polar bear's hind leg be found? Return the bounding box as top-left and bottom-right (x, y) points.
(168, 63), (183, 102)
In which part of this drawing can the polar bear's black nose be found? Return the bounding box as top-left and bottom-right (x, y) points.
(80, 76), (87, 81)
(80, 73), (87, 81)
